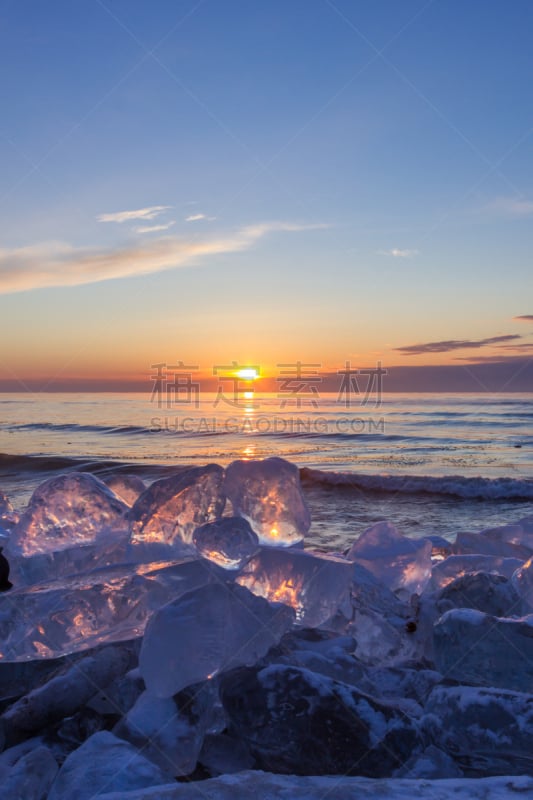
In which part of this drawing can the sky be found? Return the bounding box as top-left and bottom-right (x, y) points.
(0, 0), (532, 391)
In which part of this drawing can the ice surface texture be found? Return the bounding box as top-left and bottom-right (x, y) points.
(139, 582), (294, 697)
(434, 609), (533, 691)
(193, 516), (260, 569)
(220, 663), (421, 776)
(129, 465), (225, 547)
(9, 473), (129, 556)
(236, 546), (353, 626)
(224, 457), (310, 546)
(0, 559), (215, 661)
(347, 521), (432, 595)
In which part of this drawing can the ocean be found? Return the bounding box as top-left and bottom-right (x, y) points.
(1, 391), (532, 551)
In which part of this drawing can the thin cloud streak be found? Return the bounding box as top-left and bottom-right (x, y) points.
(97, 205), (172, 223)
(135, 221), (176, 234)
(0, 222), (326, 295)
(395, 334), (521, 355)
(514, 314), (533, 322)
(377, 248), (418, 258)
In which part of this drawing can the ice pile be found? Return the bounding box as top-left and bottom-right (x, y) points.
(0, 461), (533, 798)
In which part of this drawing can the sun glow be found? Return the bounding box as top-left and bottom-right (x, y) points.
(236, 368), (258, 381)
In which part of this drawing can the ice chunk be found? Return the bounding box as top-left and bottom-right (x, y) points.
(425, 684), (533, 776)
(199, 733), (255, 776)
(47, 731), (170, 800)
(433, 608), (533, 691)
(115, 682), (217, 776)
(236, 547), (353, 627)
(9, 473), (129, 557)
(512, 557), (533, 612)
(220, 664), (421, 776)
(435, 572), (521, 618)
(2, 644), (132, 746)
(346, 522), (432, 595)
(0, 745), (58, 799)
(139, 582), (294, 698)
(0, 490), (18, 531)
(428, 554), (524, 592)
(0, 559), (215, 661)
(103, 474), (146, 506)
(452, 519), (533, 560)
(396, 746), (463, 779)
(193, 516), (260, 569)
(7, 537), (130, 588)
(129, 465), (225, 547)
(224, 457), (310, 546)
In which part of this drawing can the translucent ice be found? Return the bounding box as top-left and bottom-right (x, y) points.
(129, 465), (225, 547)
(115, 682), (218, 776)
(511, 557), (533, 612)
(435, 572), (520, 618)
(193, 516), (260, 569)
(427, 554), (525, 592)
(9, 473), (129, 557)
(139, 582), (295, 698)
(346, 522), (432, 595)
(236, 547), (353, 627)
(103, 474), (147, 506)
(224, 457), (310, 546)
(47, 731), (169, 800)
(0, 559), (215, 661)
(453, 531), (530, 560)
(433, 608), (533, 691)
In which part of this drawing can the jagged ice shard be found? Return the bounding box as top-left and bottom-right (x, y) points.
(224, 457), (310, 546)
(129, 465), (225, 547)
(139, 582), (295, 698)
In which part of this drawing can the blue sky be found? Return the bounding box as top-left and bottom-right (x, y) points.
(0, 0), (532, 386)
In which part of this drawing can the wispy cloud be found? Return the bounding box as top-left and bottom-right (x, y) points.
(377, 248), (418, 258)
(485, 196), (533, 217)
(0, 221), (325, 295)
(514, 314), (533, 322)
(185, 213), (217, 222)
(135, 221), (176, 234)
(97, 205), (172, 224)
(395, 334), (521, 356)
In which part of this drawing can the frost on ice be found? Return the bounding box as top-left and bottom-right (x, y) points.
(224, 457), (310, 546)
(129, 465), (225, 547)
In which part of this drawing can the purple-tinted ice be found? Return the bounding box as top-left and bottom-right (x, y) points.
(0, 560), (215, 661)
(103, 473), (146, 506)
(139, 582), (294, 697)
(236, 547), (353, 627)
(224, 457), (310, 546)
(193, 516), (260, 569)
(8, 473), (129, 557)
(129, 465), (225, 547)
(346, 521), (432, 595)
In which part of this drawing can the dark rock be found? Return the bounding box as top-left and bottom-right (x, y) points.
(220, 664), (421, 777)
